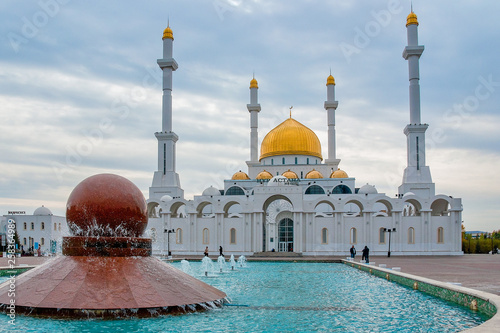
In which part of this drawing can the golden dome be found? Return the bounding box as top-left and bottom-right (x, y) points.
(305, 169), (323, 179)
(231, 170), (250, 180)
(256, 170), (273, 180)
(330, 168), (348, 178)
(406, 12), (418, 27)
(260, 118), (322, 160)
(250, 78), (258, 89)
(282, 170), (298, 179)
(163, 26), (174, 40)
(326, 75), (335, 86)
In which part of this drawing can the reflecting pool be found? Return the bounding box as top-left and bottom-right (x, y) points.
(0, 261), (488, 332)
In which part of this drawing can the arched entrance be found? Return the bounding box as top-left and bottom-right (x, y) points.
(278, 218), (294, 252)
(264, 198), (294, 252)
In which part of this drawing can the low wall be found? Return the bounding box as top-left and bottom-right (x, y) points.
(342, 260), (500, 332)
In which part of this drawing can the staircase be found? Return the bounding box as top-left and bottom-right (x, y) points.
(251, 252), (303, 258)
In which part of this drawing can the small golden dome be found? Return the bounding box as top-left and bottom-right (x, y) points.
(256, 170), (273, 180)
(330, 168), (348, 178)
(305, 169), (323, 179)
(231, 170), (250, 180)
(163, 26), (174, 40)
(326, 75), (336, 86)
(406, 12), (418, 27)
(282, 170), (298, 179)
(260, 118), (322, 161)
(250, 78), (258, 89)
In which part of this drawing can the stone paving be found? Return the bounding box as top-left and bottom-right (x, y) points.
(1, 254), (499, 295)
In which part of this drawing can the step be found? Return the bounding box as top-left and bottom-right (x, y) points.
(251, 252), (303, 257)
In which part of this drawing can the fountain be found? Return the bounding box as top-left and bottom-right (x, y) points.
(230, 254), (236, 270)
(0, 173), (226, 317)
(201, 256), (214, 277)
(180, 259), (193, 275)
(238, 255), (247, 267)
(217, 255), (227, 273)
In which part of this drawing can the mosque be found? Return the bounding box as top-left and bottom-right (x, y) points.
(145, 11), (463, 256)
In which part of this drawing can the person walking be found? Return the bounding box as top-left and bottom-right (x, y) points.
(362, 246), (370, 263)
(219, 246), (224, 257)
(350, 245), (356, 259)
(204, 246), (209, 257)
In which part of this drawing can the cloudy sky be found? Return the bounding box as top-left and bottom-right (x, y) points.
(1, 1), (499, 232)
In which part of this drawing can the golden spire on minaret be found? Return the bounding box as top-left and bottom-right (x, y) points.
(406, 4), (419, 27)
(250, 76), (258, 89)
(163, 22), (174, 40)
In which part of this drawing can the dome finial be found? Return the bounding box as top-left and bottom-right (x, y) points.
(250, 75), (258, 88)
(406, 4), (418, 27)
(289, 106), (293, 118)
(163, 20), (174, 40)
(327, 73), (336, 86)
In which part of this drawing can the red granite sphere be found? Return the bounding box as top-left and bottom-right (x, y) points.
(66, 174), (148, 237)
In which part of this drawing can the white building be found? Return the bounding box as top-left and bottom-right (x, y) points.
(1, 206), (68, 255)
(146, 12), (463, 257)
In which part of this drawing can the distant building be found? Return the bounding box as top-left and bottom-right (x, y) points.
(464, 231), (490, 239)
(1, 206), (68, 255)
(146, 12), (463, 256)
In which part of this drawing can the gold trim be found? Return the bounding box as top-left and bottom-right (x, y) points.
(406, 12), (418, 27)
(163, 27), (174, 40)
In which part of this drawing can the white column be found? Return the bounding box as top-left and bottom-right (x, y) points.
(149, 26), (183, 199)
(324, 75), (339, 162)
(247, 78), (261, 163)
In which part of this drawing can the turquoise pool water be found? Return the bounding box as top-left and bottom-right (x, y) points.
(0, 261), (488, 332)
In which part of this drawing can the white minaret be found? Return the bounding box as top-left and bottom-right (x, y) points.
(399, 11), (435, 198)
(246, 77), (261, 170)
(324, 74), (341, 169)
(149, 25), (184, 200)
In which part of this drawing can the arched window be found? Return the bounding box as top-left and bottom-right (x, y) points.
(24, 222), (27, 230)
(41, 238), (45, 246)
(321, 228), (328, 244)
(295, 157), (298, 165)
(271, 159), (274, 165)
(31, 222), (34, 230)
(203, 228), (209, 244)
(307, 158), (309, 164)
(408, 227), (415, 244)
(58, 223), (61, 231)
(379, 228), (385, 244)
(176, 228), (183, 244)
(54, 223), (57, 231)
(305, 185), (325, 195)
(282, 157), (285, 164)
(23, 238), (26, 246)
(225, 186), (245, 195)
(230, 228), (236, 244)
(41, 222), (45, 230)
(350, 228), (357, 244)
(332, 185), (352, 194)
(437, 227), (444, 243)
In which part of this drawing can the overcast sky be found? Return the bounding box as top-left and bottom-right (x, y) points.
(1, 1), (499, 232)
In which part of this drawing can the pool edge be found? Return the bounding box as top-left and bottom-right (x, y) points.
(342, 260), (500, 333)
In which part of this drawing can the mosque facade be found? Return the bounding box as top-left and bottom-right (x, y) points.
(146, 12), (463, 257)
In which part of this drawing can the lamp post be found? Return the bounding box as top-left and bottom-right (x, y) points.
(164, 228), (175, 258)
(383, 228), (396, 257)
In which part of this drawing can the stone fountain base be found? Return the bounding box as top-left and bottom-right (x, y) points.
(0, 254), (226, 318)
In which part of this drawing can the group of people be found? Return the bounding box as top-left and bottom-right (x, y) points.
(204, 246), (224, 257)
(350, 245), (370, 263)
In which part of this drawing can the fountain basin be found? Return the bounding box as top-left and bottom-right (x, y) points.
(0, 255), (226, 317)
